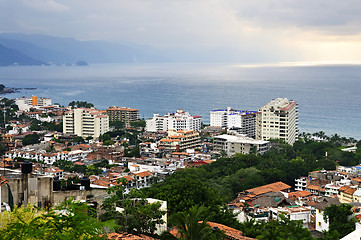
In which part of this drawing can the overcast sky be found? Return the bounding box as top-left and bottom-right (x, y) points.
(1, 0), (361, 63)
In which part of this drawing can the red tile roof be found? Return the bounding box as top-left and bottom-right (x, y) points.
(243, 181), (291, 196)
(207, 222), (255, 240)
(339, 185), (357, 195)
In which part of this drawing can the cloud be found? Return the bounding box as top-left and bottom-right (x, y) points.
(230, 0), (361, 35)
(23, 0), (69, 12)
(0, 0), (361, 62)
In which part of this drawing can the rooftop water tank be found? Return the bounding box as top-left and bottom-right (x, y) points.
(80, 177), (90, 190)
(21, 161), (33, 174)
(53, 177), (61, 191)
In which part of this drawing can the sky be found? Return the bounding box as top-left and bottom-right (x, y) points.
(1, 0), (361, 63)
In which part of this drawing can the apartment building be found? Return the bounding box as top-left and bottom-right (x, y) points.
(106, 106), (139, 127)
(158, 129), (201, 152)
(256, 98), (298, 145)
(214, 133), (269, 155)
(15, 96), (52, 111)
(63, 108), (109, 138)
(210, 107), (259, 138)
(146, 110), (202, 132)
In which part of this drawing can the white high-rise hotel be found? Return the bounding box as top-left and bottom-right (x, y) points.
(256, 98), (298, 145)
(63, 108), (109, 138)
(210, 107), (259, 139)
(146, 110), (202, 132)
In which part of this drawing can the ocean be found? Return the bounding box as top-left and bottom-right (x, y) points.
(0, 63), (360, 139)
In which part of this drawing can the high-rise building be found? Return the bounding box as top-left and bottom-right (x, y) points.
(106, 106), (139, 127)
(256, 98), (298, 145)
(210, 107), (259, 138)
(146, 110), (202, 132)
(63, 108), (109, 138)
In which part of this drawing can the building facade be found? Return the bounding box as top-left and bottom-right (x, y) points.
(106, 106), (139, 127)
(158, 130), (201, 152)
(256, 98), (298, 145)
(146, 110), (202, 132)
(15, 96), (52, 111)
(214, 133), (269, 155)
(210, 107), (259, 138)
(63, 108), (109, 138)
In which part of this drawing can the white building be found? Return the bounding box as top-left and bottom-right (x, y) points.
(146, 110), (202, 132)
(314, 197), (341, 233)
(63, 108), (109, 139)
(214, 133), (269, 155)
(269, 206), (311, 228)
(256, 98), (299, 145)
(210, 107), (259, 138)
(15, 96), (52, 111)
(295, 177), (308, 191)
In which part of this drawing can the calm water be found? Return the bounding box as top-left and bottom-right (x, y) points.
(0, 63), (360, 139)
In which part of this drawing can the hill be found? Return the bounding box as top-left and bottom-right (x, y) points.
(0, 43), (45, 66)
(0, 33), (169, 65)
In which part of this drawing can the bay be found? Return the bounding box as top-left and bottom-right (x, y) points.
(0, 63), (360, 139)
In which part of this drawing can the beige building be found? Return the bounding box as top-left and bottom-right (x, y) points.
(106, 106), (139, 127)
(158, 130), (201, 152)
(63, 108), (109, 139)
(15, 96), (52, 111)
(256, 98), (298, 145)
(214, 134), (269, 155)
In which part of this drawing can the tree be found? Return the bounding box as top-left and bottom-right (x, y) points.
(101, 133), (111, 142)
(161, 206), (224, 240)
(110, 121), (124, 130)
(323, 203), (356, 238)
(22, 133), (40, 146)
(130, 120), (146, 128)
(101, 180), (166, 237)
(73, 136), (85, 144)
(0, 199), (105, 240)
(69, 101), (94, 108)
(240, 214), (314, 239)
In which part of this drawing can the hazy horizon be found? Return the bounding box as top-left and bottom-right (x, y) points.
(1, 1), (361, 63)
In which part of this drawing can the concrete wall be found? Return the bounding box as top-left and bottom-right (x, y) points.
(53, 188), (109, 206)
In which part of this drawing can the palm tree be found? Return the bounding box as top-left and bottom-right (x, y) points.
(161, 206), (215, 240)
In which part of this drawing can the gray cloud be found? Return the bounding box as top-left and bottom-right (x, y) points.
(0, 0), (361, 62)
(231, 0), (361, 35)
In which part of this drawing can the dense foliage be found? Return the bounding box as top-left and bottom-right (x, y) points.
(0, 199), (105, 240)
(100, 180), (165, 237)
(240, 215), (314, 239)
(22, 133), (40, 146)
(161, 206), (225, 240)
(68, 101), (94, 108)
(323, 203), (356, 238)
(142, 135), (360, 238)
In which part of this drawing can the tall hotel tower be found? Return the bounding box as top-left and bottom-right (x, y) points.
(256, 98), (298, 145)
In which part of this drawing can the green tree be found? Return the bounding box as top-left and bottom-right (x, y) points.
(73, 136), (85, 144)
(240, 214), (314, 239)
(109, 121), (124, 130)
(161, 206), (224, 240)
(22, 133), (40, 146)
(323, 203), (356, 238)
(130, 120), (146, 128)
(0, 199), (105, 240)
(101, 180), (165, 237)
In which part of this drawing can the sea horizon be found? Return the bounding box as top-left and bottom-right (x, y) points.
(1, 62), (360, 139)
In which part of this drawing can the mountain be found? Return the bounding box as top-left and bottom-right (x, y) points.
(0, 43), (46, 66)
(0, 33), (170, 65)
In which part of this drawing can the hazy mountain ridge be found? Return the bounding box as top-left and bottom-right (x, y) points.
(0, 42), (46, 66)
(0, 33), (170, 66)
